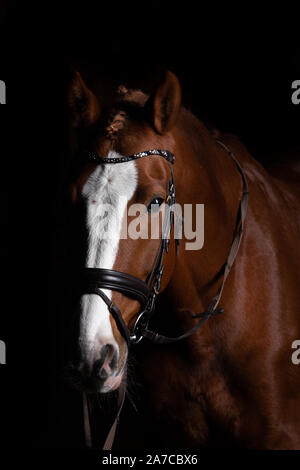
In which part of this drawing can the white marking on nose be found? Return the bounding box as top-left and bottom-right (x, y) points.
(79, 152), (138, 360)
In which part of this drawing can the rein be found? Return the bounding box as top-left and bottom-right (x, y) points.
(81, 140), (249, 449)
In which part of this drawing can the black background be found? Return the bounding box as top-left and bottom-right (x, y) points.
(0, 1), (299, 462)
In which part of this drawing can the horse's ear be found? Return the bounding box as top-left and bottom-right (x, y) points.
(67, 71), (100, 127)
(148, 71), (181, 135)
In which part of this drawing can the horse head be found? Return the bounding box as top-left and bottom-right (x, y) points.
(67, 70), (182, 393)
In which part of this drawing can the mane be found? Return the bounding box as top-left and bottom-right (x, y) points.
(176, 106), (260, 174)
(177, 107), (300, 228)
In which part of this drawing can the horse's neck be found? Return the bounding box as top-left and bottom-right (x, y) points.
(168, 112), (293, 316)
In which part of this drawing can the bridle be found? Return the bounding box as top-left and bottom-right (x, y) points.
(81, 142), (248, 346)
(81, 149), (180, 346)
(79, 141), (249, 449)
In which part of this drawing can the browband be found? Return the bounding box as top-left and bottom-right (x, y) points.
(83, 148), (175, 165)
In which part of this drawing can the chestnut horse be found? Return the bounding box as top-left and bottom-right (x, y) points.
(66, 70), (300, 449)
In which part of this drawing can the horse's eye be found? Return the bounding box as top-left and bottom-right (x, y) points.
(147, 197), (164, 213)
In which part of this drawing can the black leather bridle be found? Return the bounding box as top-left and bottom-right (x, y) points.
(81, 149), (180, 345)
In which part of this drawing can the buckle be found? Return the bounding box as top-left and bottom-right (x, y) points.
(153, 266), (164, 295)
(130, 311), (150, 344)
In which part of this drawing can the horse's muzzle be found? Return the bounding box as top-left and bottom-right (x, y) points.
(67, 343), (124, 393)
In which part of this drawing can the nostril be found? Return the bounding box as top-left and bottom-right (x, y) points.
(99, 367), (108, 380)
(109, 351), (118, 370)
(100, 343), (114, 362)
(93, 344), (118, 381)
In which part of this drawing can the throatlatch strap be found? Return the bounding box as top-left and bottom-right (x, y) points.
(212, 140), (249, 309)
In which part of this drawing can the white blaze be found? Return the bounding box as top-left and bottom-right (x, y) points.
(79, 152), (137, 359)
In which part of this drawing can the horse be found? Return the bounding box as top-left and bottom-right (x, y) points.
(65, 69), (300, 449)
